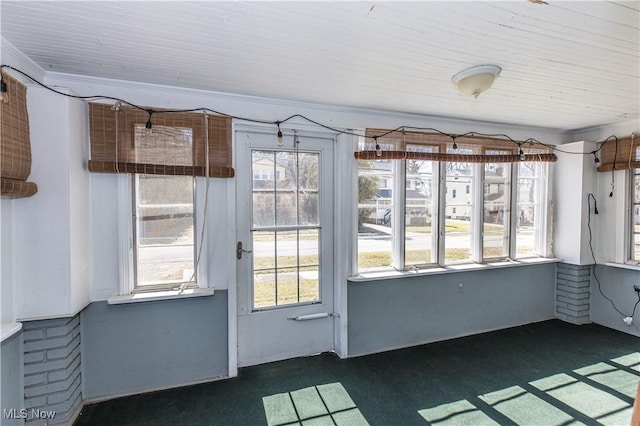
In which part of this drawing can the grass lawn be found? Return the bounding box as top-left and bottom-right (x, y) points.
(358, 246), (537, 269)
(254, 254), (319, 270)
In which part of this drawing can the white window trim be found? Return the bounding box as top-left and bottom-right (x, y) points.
(117, 173), (135, 296)
(109, 174), (211, 304)
(603, 166), (639, 268)
(392, 160), (405, 269)
(108, 287), (214, 305)
(605, 169), (637, 267)
(534, 163), (553, 257)
(471, 162), (483, 263)
(350, 257), (563, 282)
(509, 163), (519, 259)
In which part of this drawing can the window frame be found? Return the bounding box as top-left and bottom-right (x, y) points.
(355, 145), (552, 274)
(117, 174), (209, 295)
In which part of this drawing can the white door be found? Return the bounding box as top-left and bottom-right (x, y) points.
(236, 127), (335, 367)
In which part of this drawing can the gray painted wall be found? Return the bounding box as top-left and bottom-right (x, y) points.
(81, 292), (228, 400)
(591, 265), (640, 337)
(1, 331), (24, 426)
(348, 263), (557, 357)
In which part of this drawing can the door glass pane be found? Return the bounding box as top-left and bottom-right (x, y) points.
(299, 193), (319, 225)
(445, 149), (474, 264)
(275, 193), (297, 226)
(300, 229), (320, 266)
(299, 266), (320, 303)
(252, 193), (275, 227)
(276, 152), (297, 191)
(251, 149), (321, 309)
(252, 150), (275, 227)
(276, 267), (299, 305)
(483, 155), (510, 260)
(254, 269), (276, 309)
(277, 231), (298, 268)
(298, 152), (319, 191)
(253, 231), (275, 271)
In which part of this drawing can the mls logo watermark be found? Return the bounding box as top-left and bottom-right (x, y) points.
(4, 408), (56, 420)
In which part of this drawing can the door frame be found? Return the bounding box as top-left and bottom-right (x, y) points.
(228, 122), (352, 374)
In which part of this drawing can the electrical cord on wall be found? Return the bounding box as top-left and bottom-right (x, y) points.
(587, 193), (639, 319)
(0, 64), (626, 158)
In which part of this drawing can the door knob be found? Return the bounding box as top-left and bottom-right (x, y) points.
(236, 241), (252, 260)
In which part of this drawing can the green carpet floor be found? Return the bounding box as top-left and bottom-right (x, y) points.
(74, 320), (640, 425)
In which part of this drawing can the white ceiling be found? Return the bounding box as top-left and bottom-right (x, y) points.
(1, 1), (639, 131)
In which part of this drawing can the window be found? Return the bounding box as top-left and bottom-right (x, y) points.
(133, 175), (196, 290)
(516, 162), (544, 257)
(445, 150), (474, 264)
(357, 159), (394, 270)
(483, 155), (510, 260)
(594, 135), (639, 264)
(405, 146), (438, 268)
(89, 104), (231, 299)
(631, 167), (640, 262)
(355, 129), (553, 274)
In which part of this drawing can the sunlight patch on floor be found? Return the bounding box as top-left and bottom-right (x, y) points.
(480, 385), (581, 426)
(418, 352), (639, 425)
(574, 362), (639, 397)
(262, 382), (369, 426)
(418, 400), (499, 425)
(530, 374), (632, 426)
(611, 352), (640, 373)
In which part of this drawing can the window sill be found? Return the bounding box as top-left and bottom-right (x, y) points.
(1, 322), (23, 342)
(348, 257), (562, 283)
(107, 288), (214, 305)
(603, 262), (640, 272)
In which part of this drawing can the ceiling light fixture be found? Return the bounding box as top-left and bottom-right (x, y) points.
(452, 64), (502, 98)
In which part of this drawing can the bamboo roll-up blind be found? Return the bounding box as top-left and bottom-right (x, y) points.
(355, 128), (556, 163)
(355, 150), (558, 163)
(0, 179), (37, 197)
(88, 103), (234, 178)
(597, 136), (639, 172)
(0, 71), (37, 197)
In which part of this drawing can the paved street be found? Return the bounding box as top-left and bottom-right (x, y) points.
(138, 227), (534, 265)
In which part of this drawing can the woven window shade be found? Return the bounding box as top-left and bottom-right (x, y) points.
(0, 71), (37, 197)
(88, 103), (234, 178)
(597, 136), (639, 172)
(355, 128), (557, 163)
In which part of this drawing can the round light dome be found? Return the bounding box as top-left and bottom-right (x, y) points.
(452, 65), (502, 98)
